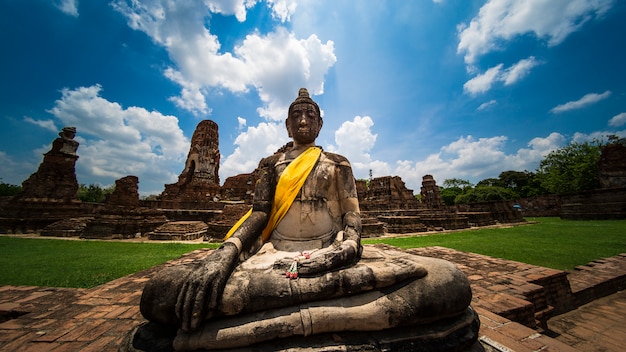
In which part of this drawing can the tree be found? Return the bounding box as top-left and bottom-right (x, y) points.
(0, 182), (21, 197)
(440, 178), (473, 206)
(454, 186), (518, 204)
(77, 184), (115, 203)
(536, 140), (603, 195)
(476, 178), (500, 188)
(440, 187), (462, 206)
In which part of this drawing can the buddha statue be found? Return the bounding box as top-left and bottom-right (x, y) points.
(133, 89), (480, 351)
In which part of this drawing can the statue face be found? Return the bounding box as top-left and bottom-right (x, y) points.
(287, 103), (322, 145)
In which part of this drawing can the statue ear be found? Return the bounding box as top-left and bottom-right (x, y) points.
(286, 118), (292, 138)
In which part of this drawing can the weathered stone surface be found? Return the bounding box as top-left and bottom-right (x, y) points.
(159, 120), (221, 205)
(108, 176), (140, 207)
(221, 173), (259, 202)
(598, 142), (626, 189)
(515, 195), (561, 217)
(421, 174), (444, 209)
(205, 203), (251, 240)
(0, 127), (98, 233)
(147, 221), (208, 241)
(360, 176), (420, 211)
(40, 216), (94, 237)
(560, 187), (626, 220)
(454, 200), (525, 225)
(81, 207), (167, 239)
(138, 245), (478, 351)
(14, 127), (79, 202)
(127, 306), (481, 352)
(134, 90), (479, 351)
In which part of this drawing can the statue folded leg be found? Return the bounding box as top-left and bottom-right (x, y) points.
(140, 244), (428, 325)
(172, 252), (471, 351)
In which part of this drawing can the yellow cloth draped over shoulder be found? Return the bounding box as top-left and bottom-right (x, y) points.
(223, 146), (322, 242)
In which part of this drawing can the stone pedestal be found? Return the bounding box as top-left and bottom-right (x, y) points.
(123, 307), (482, 352)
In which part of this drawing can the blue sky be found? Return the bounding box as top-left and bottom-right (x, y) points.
(1, 0), (625, 196)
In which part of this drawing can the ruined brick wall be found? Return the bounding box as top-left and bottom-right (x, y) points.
(107, 176), (139, 207)
(598, 143), (626, 189)
(360, 176), (419, 210)
(516, 195), (561, 217)
(221, 173), (259, 202)
(560, 188), (626, 220)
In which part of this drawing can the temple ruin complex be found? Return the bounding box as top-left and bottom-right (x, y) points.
(2, 120), (625, 239)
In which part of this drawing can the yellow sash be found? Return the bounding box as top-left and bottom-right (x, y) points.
(223, 146), (322, 242)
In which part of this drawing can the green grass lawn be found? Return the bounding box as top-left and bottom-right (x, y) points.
(0, 238), (217, 288)
(364, 217), (626, 270)
(1, 217), (624, 289)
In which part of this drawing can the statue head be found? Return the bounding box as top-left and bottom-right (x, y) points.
(286, 88), (323, 144)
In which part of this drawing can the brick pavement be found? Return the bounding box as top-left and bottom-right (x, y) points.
(1, 247), (626, 351)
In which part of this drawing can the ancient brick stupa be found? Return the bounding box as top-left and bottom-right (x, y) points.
(420, 174), (443, 209)
(1, 127), (86, 233)
(159, 120), (221, 206)
(15, 126), (80, 202)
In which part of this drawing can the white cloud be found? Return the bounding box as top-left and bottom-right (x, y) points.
(464, 57), (540, 95)
(54, 0), (79, 17)
(23, 116), (58, 132)
(572, 129), (626, 143)
(390, 133), (565, 191)
(501, 56), (540, 85)
(609, 112), (626, 127)
(477, 100), (497, 111)
(236, 28), (336, 121)
(112, 1), (335, 120)
(164, 68), (210, 116)
(220, 122), (289, 179)
(328, 116), (377, 163)
(46, 85), (189, 194)
(237, 117), (247, 130)
(457, 0), (613, 65)
(267, 0), (298, 22)
(550, 90), (612, 113)
(463, 64), (502, 95)
(205, 0), (259, 22)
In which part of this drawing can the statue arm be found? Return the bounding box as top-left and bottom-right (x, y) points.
(295, 208), (361, 277)
(176, 158), (275, 332)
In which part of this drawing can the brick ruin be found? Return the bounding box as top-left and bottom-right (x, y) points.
(0, 127), (93, 233)
(598, 142), (626, 188)
(1, 121), (528, 239)
(356, 175), (524, 238)
(420, 174), (444, 209)
(79, 175), (167, 239)
(39, 175), (167, 239)
(158, 120), (222, 207)
(15, 127), (80, 202)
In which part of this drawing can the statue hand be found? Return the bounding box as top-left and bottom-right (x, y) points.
(175, 243), (238, 332)
(295, 240), (358, 276)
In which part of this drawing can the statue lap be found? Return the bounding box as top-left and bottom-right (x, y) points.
(139, 244), (478, 351)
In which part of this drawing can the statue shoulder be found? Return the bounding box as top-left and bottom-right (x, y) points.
(321, 151), (352, 167)
(257, 153), (283, 169)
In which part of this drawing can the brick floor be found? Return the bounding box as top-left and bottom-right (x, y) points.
(1, 247), (626, 351)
